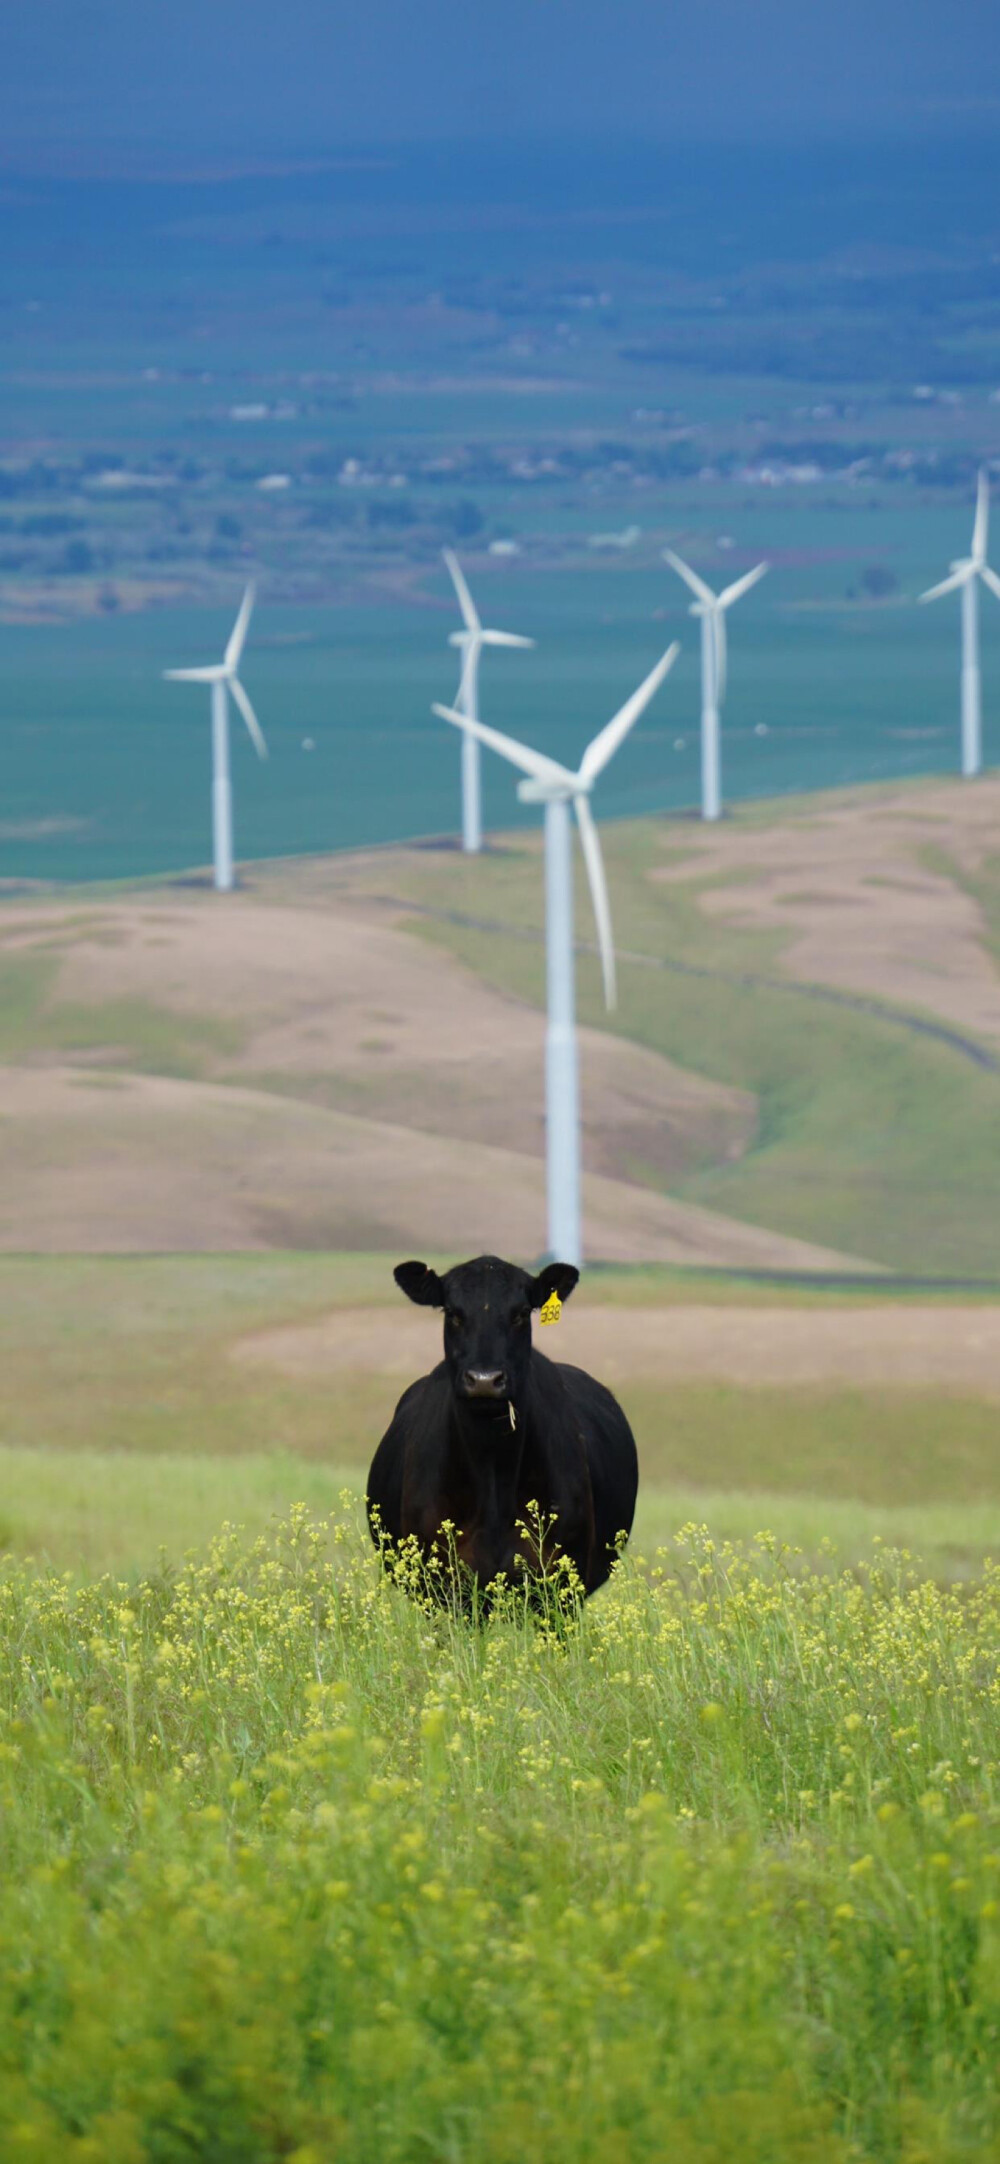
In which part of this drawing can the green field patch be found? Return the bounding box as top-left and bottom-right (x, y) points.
(4, 1257), (1000, 1506)
(0, 1447), (361, 1578)
(629, 1383), (1000, 1507)
(0, 951), (58, 1057)
(4, 1259), (1000, 1585)
(4, 1447), (1000, 1584)
(3, 1508), (1000, 2157)
(0, 1256), (395, 1463)
(0, 949), (243, 1076)
(28, 993), (243, 1076)
(934, 844), (1000, 978)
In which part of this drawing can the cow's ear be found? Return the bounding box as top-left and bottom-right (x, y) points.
(394, 1260), (445, 1307)
(529, 1261), (579, 1309)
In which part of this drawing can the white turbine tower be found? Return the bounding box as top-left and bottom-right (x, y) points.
(163, 585), (267, 892)
(663, 551), (768, 820)
(433, 642), (679, 1266)
(919, 470), (1000, 778)
(443, 549), (534, 853)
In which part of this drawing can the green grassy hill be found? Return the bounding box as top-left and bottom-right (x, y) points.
(350, 807), (1000, 1275)
(3, 1257), (1000, 1583)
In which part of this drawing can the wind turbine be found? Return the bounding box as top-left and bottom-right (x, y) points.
(433, 642), (679, 1267)
(163, 585), (267, 891)
(663, 551), (768, 820)
(443, 549), (534, 853)
(919, 470), (1000, 778)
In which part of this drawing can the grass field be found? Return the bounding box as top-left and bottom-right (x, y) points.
(4, 1257), (1000, 1583)
(3, 1236), (1000, 2160)
(3, 1503), (1000, 2160)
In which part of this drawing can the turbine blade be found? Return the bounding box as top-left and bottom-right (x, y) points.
(224, 583), (255, 673)
(919, 566), (971, 603)
(480, 630), (535, 648)
(455, 639), (478, 715)
(718, 561), (768, 609)
(973, 470), (989, 564)
(574, 792), (616, 1011)
(713, 609), (727, 709)
(432, 703), (575, 789)
(663, 548), (716, 606)
(230, 674), (268, 759)
(979, 562), (1000, 603)
(578, 642), (680, 787)
(163, 666), (223, 682)
(442, 548), (479, 632)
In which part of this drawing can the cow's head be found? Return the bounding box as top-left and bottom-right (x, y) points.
(394, 1253), (579, 1410)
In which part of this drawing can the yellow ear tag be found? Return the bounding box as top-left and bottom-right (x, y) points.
(539, 1292), (562, 1326)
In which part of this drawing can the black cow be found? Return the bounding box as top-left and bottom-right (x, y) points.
(366, 1254), (638, 1605)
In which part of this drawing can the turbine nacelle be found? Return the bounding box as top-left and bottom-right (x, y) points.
(517, 773), (581, 804)
(163, 584), (267, 760)
(921, 473), (1000, 605)
(442, 549), (535, 854)
(448, 628), (535, 652)
(163, 663), (229, 683)
(918, 470), (1000, 783)
(663, 551), (768, 717)
(443, 554), (535, 710)
(433, 640), (679, 1009)
(663, 550), (768, 617)
(443, 550), (533, 650)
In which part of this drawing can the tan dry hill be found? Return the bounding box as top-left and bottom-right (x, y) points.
(0, 887), (824, 1261)
(652, 776), (1000, 1044)
(6, 772), (1000, 1263)
(0, 1062), (860, 1267)
(0, 895), (753, 1187)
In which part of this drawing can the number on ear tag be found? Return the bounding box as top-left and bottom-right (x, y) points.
(539, 1292), (562, 1326)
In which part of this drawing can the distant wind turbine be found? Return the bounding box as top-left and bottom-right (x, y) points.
(163, 585), (267, 892)
(443, 549), (534, 853)
(919, 470), (1000, 778)
(433, 643), (679, 1266)
(663, 551), (768, 820)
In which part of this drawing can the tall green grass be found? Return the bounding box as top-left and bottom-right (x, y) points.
(3, 1509), (1000, 2160)
(4, 1448), (1000, 1586)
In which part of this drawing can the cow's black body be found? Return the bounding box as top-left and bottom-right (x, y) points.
(367, 1254), (638, 1603)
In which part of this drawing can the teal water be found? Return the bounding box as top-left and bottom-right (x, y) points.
(4, 134), (999, 884)
(2, 563), (997, 883)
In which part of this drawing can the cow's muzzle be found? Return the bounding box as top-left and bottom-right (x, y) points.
(461, 1368), (508, 1400)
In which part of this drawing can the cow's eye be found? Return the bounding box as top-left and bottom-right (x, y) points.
(515, 1308), (531, 1328)
(445, 1309), (461, 1328)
